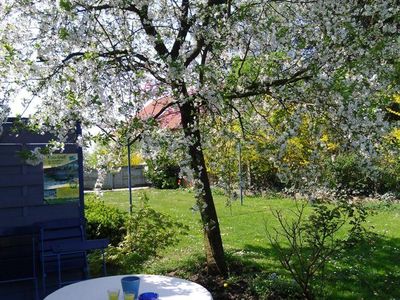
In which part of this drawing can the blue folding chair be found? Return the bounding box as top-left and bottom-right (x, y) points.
(38, 218), (108, 296)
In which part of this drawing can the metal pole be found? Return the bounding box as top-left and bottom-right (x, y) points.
(76, 121), (86, 222)
(238, 141), (243, 205)
(127, 142), (133, 215)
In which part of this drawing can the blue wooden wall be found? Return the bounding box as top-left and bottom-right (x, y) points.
(0, 119), (84, 226)
(0, 118), (85, 299)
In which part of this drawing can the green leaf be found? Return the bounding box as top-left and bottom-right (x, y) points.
(59, 28), (69, 40)
(3, 43), (15, 57)
(59, 0), (72, 12)
(83, 52), (96, 60)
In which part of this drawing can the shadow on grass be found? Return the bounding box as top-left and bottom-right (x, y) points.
(91, 234), (400, 299)
(239, 234), (400, 299)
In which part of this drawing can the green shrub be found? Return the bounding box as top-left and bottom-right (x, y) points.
(248, 160), (283, 194)
(267, 201), (372, 299)
(85, 198), (128, 246)
(106, 202), (189, 273)
(375, 162), (400, 196)
(324, 152), (400, 196)
(326, 153), (374, 195)
(145, 155), (180, 189)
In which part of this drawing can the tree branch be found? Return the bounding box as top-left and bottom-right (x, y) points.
(170, 0), (192, 59)
(185, 37), (205, 67)
(225, 69), (312, 99)
(125, 4), (170, 59)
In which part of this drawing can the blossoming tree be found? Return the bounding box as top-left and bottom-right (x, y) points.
(1, 0), (398, 275)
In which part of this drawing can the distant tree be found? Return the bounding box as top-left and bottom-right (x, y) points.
(85, 142), (143, 170)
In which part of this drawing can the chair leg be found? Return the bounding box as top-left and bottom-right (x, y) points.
(41, 258), (46, 297)
(33, 278), (39, 300)
(57, 254), (62, 288)
(102, 249), (107, 276)
(84, 251), (89, 279)
(31, 236), (39, 300)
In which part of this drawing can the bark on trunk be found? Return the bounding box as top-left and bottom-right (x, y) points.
(179, 99), (227, 276)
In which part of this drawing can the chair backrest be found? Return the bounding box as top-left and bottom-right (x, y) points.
(39, 218), (84, 247)
(39, 218), (86, 272)
(38, 218), (86, 267)
(38, 217), (109, 291)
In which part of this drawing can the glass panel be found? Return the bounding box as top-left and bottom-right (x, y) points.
(43, 154), (79, 204)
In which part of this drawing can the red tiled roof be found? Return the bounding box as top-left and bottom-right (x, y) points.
(138, 96), (181, 129)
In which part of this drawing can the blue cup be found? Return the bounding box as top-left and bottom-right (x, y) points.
(139, 292), (159, 300)
(121, 276), (140, 299)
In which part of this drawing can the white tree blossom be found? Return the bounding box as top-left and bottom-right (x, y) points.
(1, 0), (399, 274)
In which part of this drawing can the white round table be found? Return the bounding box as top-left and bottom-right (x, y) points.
(44, 274), (213, 300)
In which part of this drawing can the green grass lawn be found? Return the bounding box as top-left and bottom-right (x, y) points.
(89, 188), (400, 299)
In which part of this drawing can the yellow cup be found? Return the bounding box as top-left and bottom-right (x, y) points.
(124, 292), (135, 300)
(107, 289), (120, 300)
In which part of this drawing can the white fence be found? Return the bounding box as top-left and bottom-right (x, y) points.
(84, 165), (148, 190)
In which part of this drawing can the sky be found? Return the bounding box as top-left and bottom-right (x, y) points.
(9, 90), (40, 117)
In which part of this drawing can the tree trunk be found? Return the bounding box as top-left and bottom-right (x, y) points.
(179, 99), (227, 276)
